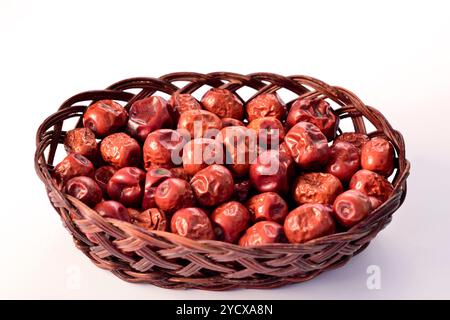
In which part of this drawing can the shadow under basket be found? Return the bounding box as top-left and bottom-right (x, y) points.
(34, 72), (410, 290)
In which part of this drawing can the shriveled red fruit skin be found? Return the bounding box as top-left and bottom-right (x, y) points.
(249, 149), (294, 195)
(286, 98), (338, 140)
(221, 118), (245, 128)
(177, 110), (222, 139)
(361, 137), (395, 177)
(284, 204), (335, 244)
(246, 192), (288, 223)
(94, 166), (117, 197)
(239, 221), (286, 246)
(247, 117), (285, 149)
(154, 178), (196, 213)
(333, 190), (372, 228)
(284, 122), (330, 169)
(127, 96), (174, 141)
(325, 141), (360, 184)
(142, 129), (187, 169)
(168, 93), (202, 121)
(83, 100), (127, 137)
(100, 133), (141, 168)
(53, 153), (94, 186)
(142, 168), (173, 210)
(211, 201), (250, 243)
(64, 128), (98, 160)
(107, 167), (146, 208)
(246, 93), (286, 122)
(65, 176), (102, 207)
(182, 138), (224, 176)
(190, 165), (234, 207)
(292, 172), (343, 206)
(216, 126), (257, 177)
(349, 169), (394, 202)
(130, 208), (167, 231)
(334, 133), (370, 155)
(171, 208), (215, 240)
(95, 200), (131, 222)
(201, 88), (244, 120)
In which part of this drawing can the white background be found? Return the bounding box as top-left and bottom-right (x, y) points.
(1, 0), (449, 299)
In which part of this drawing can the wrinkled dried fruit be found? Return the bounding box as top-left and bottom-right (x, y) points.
(284, 204), (335, 244)
(239, 221), (285, 246)
(83, 100), (127, 137)
(285, 122), (330, 169)
(100, 133), (141, 168)
(246, 93), (286, 122)
(190, 165), (234, 207)
(211, 201), (250, 243)
(292, 172), (343, 206)
(361, 137), (395, 177)
(171, 208), (214, 240)
(286, 98), (338, 140)
(201, 88), (244, 119)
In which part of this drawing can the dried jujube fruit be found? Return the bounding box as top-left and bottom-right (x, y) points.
(171, 208), (214, 240)
(168, 93), (202, 121)
(107, 167), (146, 207)
(286, 98), (339, 140)
(130, 208), (167, 231)
(154, 178), (196, 213)
(100, 133), (141, 168)
(211, 201), (250, 243)
(334, 132), (370, 155)
(247, 117), (285, 148)
(349, 169), (394, 202)
(217, 126), (257, 177)
(190, 164), (234, 207)
(83, 100), (127, 137)
(246, 192), (288, 223)
(284, 204), (335, 244)
(182, 138), (224, 176)
(143, 129), (187, 169)
(94, 200), (131, 222)
(201, 88), (244, 120)
(325, 141), (360, 184)
(292, 172), (343, 206)
(65, 176), (102, 207)
(249, 149), (294, 194)
(94, 166), (117, 197)
(361, 137), (395, 177)
(142, 168), (173, 210)
(221, 118), (245, 128)
(333, 190), (372, 228)
(127, 96), (174, 141)
(284, 121), (330, 169)
(177, 109), (222, 139)
(58, 76), (402, 251)
(246, 93), (286, 122)
(64, 128), (98, 160)
(53, 153), (94, 186)
(239, 221), (286, 246)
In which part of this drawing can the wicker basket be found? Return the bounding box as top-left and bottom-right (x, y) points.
(35, 72), (410, 290)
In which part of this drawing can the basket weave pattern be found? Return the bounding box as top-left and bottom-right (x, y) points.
(35, 72), (410, 290)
